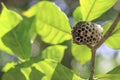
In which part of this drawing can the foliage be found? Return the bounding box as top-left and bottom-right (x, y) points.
(23, 1), (72, 44)
(72, 44), (91, 64)
(80, 0), (117, 21)
(0, 3), (22, 54)
(103, 22), (120, 49)
(0, 0), (120, 80)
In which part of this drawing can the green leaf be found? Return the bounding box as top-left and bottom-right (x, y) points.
(41, 45), (67, 62)
(103, 22), (120, 49)
(29, 67), (45, 80)
(2, 62), (17, 72)
(111, 22), (120, 35)
(2, 17), (33, 59)
(33, 59), (82, 80)
(2, 68), (26, 80)
(103, 22), (120, 35)
(102, 22), (112, 35)
(96, 63), (120, 79)
(97, 65), (120, 80)
(2, 65), (44, 80)
(72, 44), (91, 64)
(98, 65), (120, 80)
(107, 65), (120, 74)
(80, 0), (117, 21)
(51, 62), (82, 80)
(24, 1), (72, 44)
(97, 74), (120, 80)
(0, 3), (22, 54)
(114, 0), (120, 12)
(105, 34), (120, 49)
(73, 7), (82, 24)
(94, 8), (117, 22)
(2, 59), (82, 80)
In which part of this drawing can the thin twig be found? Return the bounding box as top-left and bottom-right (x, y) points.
(94, 13), (120, 49)
(89, 48), (96, 80)
(89, 12), (120, 80)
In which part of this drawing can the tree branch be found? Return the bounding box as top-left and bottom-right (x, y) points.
(89, 12), (120, 80)
(89, 48), (96, 80)
(94, 13), (120, 49)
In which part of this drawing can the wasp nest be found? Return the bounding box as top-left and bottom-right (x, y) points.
(72, 21), (103, 46)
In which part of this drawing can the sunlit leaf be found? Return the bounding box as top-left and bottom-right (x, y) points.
(41, 45), (67, 62)
(24, 1), (72, 44)
(102, 22), (112, 35)
(2, 62), (17, 72)
(2, 59), (82, 80)
(0, 3), (22, 54)
(79, 0), (117, 21)
(103, 22), (120, 35)
(72, 44), (91, 64)
(111, 23), (120, 35)
(2, 17), (33, 59)
(105, 34), (120, 49)
(103, 22), (120, 49)
(33, 59), (82, 80)
(73, 7), (82, 24)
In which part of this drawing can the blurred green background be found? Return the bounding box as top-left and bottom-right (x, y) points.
(0, 0), (120, 79)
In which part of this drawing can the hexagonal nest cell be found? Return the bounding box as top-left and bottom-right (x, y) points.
(72, 21), (103, 46)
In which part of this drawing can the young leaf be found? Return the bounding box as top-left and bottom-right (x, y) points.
(73, 7), (82, 24)
(80, 0), (117, 21)
(0, 3), (22, 54)
(23, 1), (72, 44)
(2, 59), (83, 80)
(72, 44), (91, 64)
(2, 17), (34, 59)
(40, 45), (67, 62)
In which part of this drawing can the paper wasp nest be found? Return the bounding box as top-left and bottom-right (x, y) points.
(72, 22), (103, 46)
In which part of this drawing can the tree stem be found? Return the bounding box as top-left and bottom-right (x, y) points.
(89, 12), (120, 80)
(89, 48), (96, 80)
(94, 13), (120, 49)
